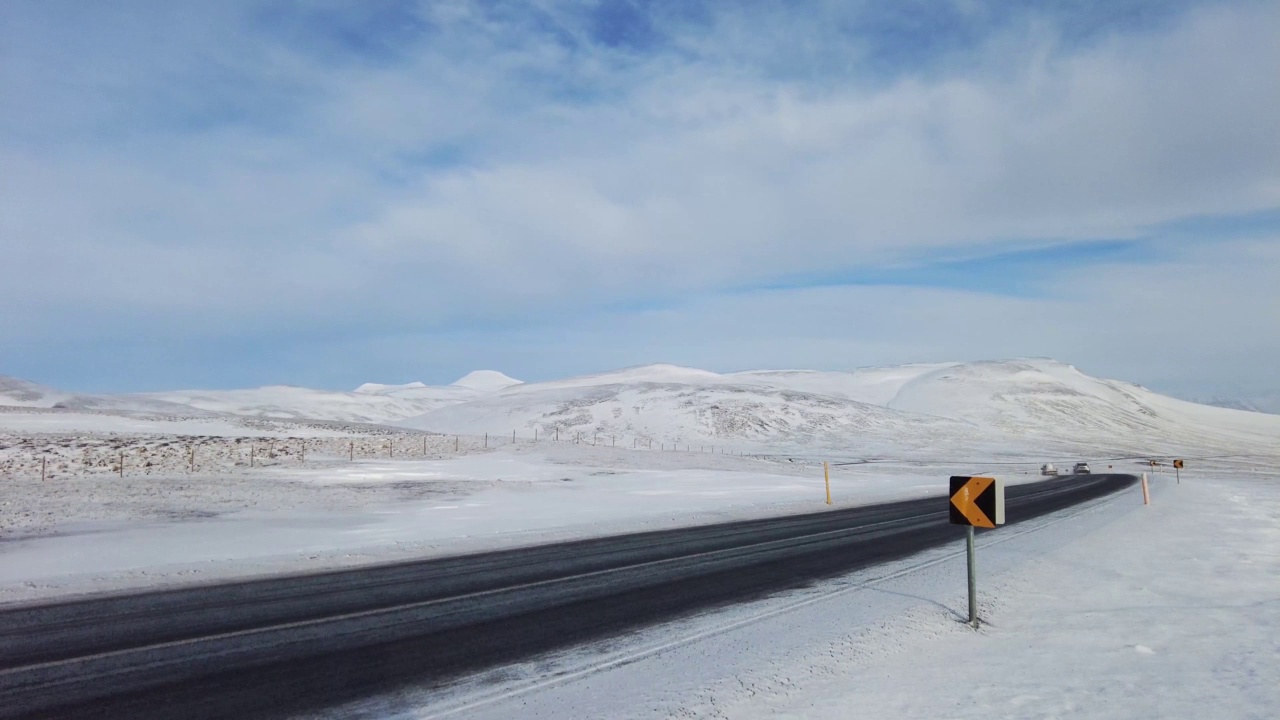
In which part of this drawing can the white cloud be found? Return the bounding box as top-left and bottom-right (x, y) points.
(389, 236), (1279, 399)
(1, 1), (1277, 395)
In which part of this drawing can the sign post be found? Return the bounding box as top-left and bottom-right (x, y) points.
(966, 524), (976, 625)
(1173, 459), (1184, 484)
(950, 476), (1005, 628)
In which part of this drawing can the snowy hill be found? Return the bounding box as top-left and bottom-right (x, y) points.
(353, 381), (429, 394)
(137, 386), (443, 425)
(727, 364), (954, 406)
(451, 370), (523, 392)
(0, 371), (525, 431)
(5, 362), (1277, 456)
(1203, 394), (1280, 415)
(1, 375), (217, 417)
(0, 375), (74, 408)
(398, 360), (1280, 457)
(402, 379), (975, 452)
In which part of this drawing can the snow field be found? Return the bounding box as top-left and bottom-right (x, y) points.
(716, 470), (1280, 720)
(1, 444), (932, 602)
(2, 357), (1278, 605)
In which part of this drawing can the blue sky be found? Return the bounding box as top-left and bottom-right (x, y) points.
(1, 0), (1278, 403)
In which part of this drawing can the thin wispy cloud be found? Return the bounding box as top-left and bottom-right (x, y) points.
(1, 1), (1277, 400)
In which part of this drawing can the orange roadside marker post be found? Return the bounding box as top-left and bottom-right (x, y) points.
(824, 462), (832, 505)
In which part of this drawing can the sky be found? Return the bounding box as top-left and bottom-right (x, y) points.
(2, 0), (1278, 406)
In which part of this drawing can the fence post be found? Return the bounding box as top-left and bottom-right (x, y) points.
(119, 451), (124, 477)
(42, 456), (47, 482)
(484, 433), (488, 449)
(513, 429), (516, 444)
(250, 446), (255, 468)
(349, 440), (354, 461)
(455, 435), (459, 452)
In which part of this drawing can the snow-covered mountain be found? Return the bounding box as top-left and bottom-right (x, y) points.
(1, 375), (74, 408)
(398, 360), (1280, 456)
(450, 370), (523, 392)
(0, 375), (218, 416)
(402, 379), (976, 452)
(0, 371), (526, 428)
(125, 371), (525, 424)
(1203, 395), (1279, 415)
(135, 386), (441, 425)
(5, 363), (1277, 457)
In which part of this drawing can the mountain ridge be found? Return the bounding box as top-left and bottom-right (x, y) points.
(4, 362), (1277, 455)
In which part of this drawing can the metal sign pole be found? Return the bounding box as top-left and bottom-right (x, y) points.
(967, 525), (978, 628)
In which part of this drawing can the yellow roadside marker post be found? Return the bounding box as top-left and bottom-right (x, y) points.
(824, 462), (832, 505)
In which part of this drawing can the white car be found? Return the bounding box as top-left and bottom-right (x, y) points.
(1040, 464), (1058, 476)
(1073, 462), (1091, 474)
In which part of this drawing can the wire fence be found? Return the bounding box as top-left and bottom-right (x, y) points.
(0, 428), (757, 481)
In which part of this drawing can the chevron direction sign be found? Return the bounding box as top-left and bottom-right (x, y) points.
(949, 476), (1005, 528)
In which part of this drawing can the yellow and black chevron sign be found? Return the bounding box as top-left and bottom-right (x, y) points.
(949, 476), (1005, 528)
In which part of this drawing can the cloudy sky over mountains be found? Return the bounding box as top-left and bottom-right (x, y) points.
(2, 1), (1276, 403)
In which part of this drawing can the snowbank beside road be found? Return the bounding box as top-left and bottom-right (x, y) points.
(724, 470), (1280, 720)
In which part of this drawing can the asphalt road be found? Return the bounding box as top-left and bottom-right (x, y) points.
(0, 473), (1135, 719)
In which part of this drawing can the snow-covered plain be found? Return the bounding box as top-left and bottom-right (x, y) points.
(326, 466), (1280, 720)
(1, 359), (1278, 603)
(1, 444), (1023, 601)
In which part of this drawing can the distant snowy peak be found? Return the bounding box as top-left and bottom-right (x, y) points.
(354, 381), (429, 395)
(1203, 397), (1278, 415)
(526, 364), (728, 392)
(608, 364), (725, 384)
(451, 370), (523, 392)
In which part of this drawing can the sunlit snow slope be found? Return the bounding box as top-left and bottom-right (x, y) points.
(4, 362), (1277, 457)
(398, 360), (1280, 456)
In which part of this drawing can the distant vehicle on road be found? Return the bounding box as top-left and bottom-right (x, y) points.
(1073, 462), (1091, 474)
(1040, 464), (1058, 476)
